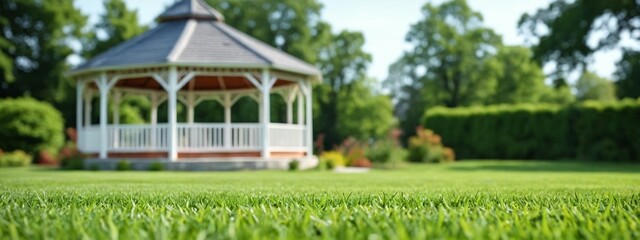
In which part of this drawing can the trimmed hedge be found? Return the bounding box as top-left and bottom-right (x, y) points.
(0, 98), (65, 156)
(423, 99), (640, 162)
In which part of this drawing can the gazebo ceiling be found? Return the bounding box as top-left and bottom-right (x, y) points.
(71, 0), (321, 87)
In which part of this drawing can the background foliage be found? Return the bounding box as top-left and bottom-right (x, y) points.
(424, 99), (640, 161)
(0, 98), (65, 157)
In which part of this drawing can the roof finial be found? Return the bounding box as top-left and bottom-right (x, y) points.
(157, 0), (225, 22)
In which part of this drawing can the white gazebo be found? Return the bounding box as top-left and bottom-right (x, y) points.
(69, 0), (319, 169)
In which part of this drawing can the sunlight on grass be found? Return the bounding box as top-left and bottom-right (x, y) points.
(1, 161), (639, 239)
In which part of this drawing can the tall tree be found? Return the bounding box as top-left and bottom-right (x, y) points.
(402, 0), (501, 108)
(336, 78), (396, 141)
(384, 0), (501, 138)
(315, 30), (372, 147)
(0, 23), (12, 83)
(489, 46), (548, 104)
(0, 0), (87, 127)
(615, 50), (640, 99)
(81, 0), (148, 124)
(519, 0), (640, 94)
(82, 0), (147, 58)
(575, 71), (617, 102)
(205, 0), (328, 64)
(205, 0), (376, 147)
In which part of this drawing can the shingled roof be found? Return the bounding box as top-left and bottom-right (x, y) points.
(72, 0), (321, 78)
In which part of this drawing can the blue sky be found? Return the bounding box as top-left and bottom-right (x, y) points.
(75, 0), (626, 82)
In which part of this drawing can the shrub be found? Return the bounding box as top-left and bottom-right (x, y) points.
(60, 155), (85, 170)
(335, 137), (368, 166)
(317, 158), (334, 170)
(148, 162), (165, 171)
(320, 151), (346, 168)
(407, 127), (455, 163)
(38, 150), (58, 166)
(89, 164), (100, 171)
(116, 160), (132, 171)
(423, 100), (640, 162)
(0, 150), (32, 167)
(0, 98), (65, 157)
(350, 158), (372, 168)
(288, 159), (300, 171)
(366, 139), (406, 167)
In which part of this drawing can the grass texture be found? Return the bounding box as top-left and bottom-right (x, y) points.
(1, 161), (639, 239)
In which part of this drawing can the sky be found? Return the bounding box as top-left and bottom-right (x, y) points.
(75, 0), (626, 82)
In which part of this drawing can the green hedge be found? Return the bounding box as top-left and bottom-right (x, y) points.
(423, 99), (640, 162)
(0, 98), (65, 156)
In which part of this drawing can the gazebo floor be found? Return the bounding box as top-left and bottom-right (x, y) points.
(84, 154), (317, 171)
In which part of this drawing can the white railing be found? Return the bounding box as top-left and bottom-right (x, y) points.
(78, 126), (100, 153)
(108, 124), (168, 152)
(269, 123), (306, 150)
(177, 123), (262, 151)
(177, 123), (225, 150)
(80, 123), (305, 153)
(229, 124), (262, 150)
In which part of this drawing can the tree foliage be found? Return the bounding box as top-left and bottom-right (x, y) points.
(82, 0), (147, 59)
(205, 0), (328, 64)
(0, 98), (65, 156)
(519, 0), (640, 94)
(575, 71), (617, 102)
(615, 50), (640, 99)
(488, 46), (548, 104)
(401, 0), (502, 108)
(335, 78), (395, 141)
(0, 0), (87, 129)
(205, 0), (378, 147)
(0, 0), (86, 101)
(386, 0), (550, 139)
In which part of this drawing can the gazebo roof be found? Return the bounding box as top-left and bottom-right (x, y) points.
(71, 0), (320, 78)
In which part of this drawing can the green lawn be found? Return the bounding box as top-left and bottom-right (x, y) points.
(1, 161), (639, 239)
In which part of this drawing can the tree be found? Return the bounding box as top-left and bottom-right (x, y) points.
(81, 0), (148, 124)
(0, 33), (12, 83)
(384, 0), (502, 139)
(205, 0), (377, 147)
(335, 78), (396, 141)
(489, 46), (548, 104)
(519, 0), (640, 94)
(615, 50), (640, 99)
(315, 30), (372, 147)
(575, 71), (617, 102)
(401, 0), (502, 108)
(205, 0), (329, 64)
(0, 0), (87, 127)
(82, 0), (147, 58)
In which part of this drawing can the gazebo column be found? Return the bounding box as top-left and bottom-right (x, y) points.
(112, 91), (121, 148)
(150, 93), (158, 148)
(76, 81), (85, 150)
(223, 93), (232, 149)
(84, 92), (92, 127)
(96, 73), (117, 159)
(167, 66), (179, 161)
(260, 70), (273, 159)
(187, 92), (195, 123)
(299, 81), (313, 157)
(285, 87), (296, 124)
(297, 91), (304, 125)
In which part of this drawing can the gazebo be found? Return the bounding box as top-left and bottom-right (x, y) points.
(69, 0), (319, 170)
